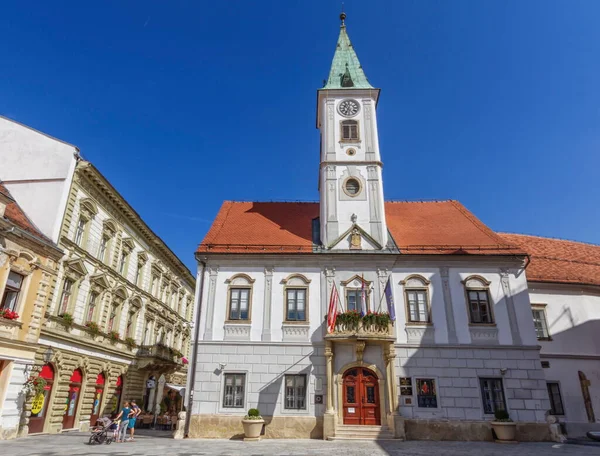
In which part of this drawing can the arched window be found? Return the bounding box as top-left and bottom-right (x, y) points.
(463, 276), (494, 324)
(281, 274), (311, 322)
(341, 120), (359, 141)
(401, 275), (431, 324)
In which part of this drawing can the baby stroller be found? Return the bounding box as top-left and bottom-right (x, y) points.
(89, 417), (115, 445)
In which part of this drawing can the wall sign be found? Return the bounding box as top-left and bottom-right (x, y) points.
(400, 377), (413, 396)
(416, 378), (437, 408)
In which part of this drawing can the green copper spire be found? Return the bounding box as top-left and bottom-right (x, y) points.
(322, 13), (374, 89)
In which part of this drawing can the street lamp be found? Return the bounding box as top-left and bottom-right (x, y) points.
(43, 347), (54, 364)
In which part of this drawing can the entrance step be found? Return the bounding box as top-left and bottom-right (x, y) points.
(329, 424), (395, 441)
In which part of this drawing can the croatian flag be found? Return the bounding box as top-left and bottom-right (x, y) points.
(327, 283), (340, 333)
(360, 276), (367, 316)
(384, 277), (396, 321)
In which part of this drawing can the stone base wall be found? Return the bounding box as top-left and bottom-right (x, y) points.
(188, 414), (323, 439)
(404, 419), (551, 441)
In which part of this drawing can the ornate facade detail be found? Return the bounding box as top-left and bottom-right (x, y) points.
(282, 324), (310, 341)
(405, 326), (435, 344)
(469, 326), (499, 344)
(223, 323), (251, 341)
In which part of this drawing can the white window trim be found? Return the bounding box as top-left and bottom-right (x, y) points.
(218, 370), (249, 414)
(279, 372), (312, 415)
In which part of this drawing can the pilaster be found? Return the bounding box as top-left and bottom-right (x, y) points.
(261, 266), (274, 341)
(202, 266), (219, 341)
(500, 269), (522, 345)
(440, 267), (458, 344)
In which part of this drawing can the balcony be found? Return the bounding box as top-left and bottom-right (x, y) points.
(325, 316), (395, 342)
(0, 317), (23, 340)
(136, 344), (183, 370)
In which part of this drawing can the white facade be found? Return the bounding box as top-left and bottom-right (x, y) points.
(0, 116), (78, 242)
(529, 283), (600, 435)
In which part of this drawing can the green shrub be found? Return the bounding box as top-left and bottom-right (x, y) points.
(494, 409), (511, 422)
(59, 313), (74, 328)
(248, 408), (260, 417)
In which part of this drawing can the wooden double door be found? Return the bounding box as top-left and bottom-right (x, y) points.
(342, 367), (381, 425)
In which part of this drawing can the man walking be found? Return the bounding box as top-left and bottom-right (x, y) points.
(127, 399), (141, 441)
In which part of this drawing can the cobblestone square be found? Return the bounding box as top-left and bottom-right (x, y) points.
(0, 433), (598, 456)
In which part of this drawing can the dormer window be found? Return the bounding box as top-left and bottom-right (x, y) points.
(341, 120), (359, 141)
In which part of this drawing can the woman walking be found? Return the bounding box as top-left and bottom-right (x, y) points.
(114, 401), (132, 443)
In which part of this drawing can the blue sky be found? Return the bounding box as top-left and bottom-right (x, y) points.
(2, 1), (600, 271)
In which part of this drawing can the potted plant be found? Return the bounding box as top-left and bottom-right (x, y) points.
(85, 321), (101, 337)
(0, 309), (19, 320)
(58, 312), (74, 329)
(125, 337), (137, 350)
(242, 408), (264, 441)
(491, 409), (517, 442)
(107, 330), (120, 343)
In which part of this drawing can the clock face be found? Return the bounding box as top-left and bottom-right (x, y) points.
(338, 99), (360, 117)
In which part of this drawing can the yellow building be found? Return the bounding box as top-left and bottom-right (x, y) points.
(0, 117), (195, 436)
(0, 184), (63, 439)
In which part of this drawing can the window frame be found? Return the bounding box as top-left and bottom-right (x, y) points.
(284, 374), (307, 410)
(227, 287), (252, 321)
(546, 381), (565, 416)
(463, 276), (495, 325)
(285, 287), (308, 322)
(58, 278), (74, 315)
(404, 284), (431, 325)
(531, 304), (551, 341)
(221, 373), (246, 409)
(479, 377), (507, 415)
(345, 288), (367, 313)
(1, 271), (25, 312)
(74, 217), (87, 247)
(340, 119), (360, 142)
(85, 291), (99, 323)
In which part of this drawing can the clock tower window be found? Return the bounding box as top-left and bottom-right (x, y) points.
(341, 120), (359, 141)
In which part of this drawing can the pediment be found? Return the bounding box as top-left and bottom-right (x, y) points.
(341, 274), (372, 288)
(89, 272), (111, 289)
(326, 223), (383, 251)
(65, 258), (88, 277)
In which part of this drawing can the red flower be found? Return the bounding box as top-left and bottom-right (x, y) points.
(0, 309), (19, 320)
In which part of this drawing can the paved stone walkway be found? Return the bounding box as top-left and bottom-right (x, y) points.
(0, 432), (598, 456)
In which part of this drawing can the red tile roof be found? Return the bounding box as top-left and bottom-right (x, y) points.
(0, 183), (52, 242)
(198, 200), (524, 255)
(501, 233), (600, 287)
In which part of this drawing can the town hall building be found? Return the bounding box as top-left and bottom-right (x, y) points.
(187, 14), (599, 441)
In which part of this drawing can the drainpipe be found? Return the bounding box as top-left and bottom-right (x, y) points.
(184, 258), (206, 438)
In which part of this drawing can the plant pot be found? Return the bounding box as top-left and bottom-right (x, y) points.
(242, 419), (264, 441)
(491, 421), (517, 442)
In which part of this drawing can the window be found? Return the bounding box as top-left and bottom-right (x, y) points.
(547, 382), (564, 415)
(286, 289), (306, 321)
(97, 235), (109, 262)
(126, 311), (136, 338)
(467, 290), (493, 324)
(1, 271), (24, 312)
(135, 262), (144, 287)
(85, 292), (98, 322)
(151, 275), (159, 296)
(344, 178), (361, 196)
(223, 373), (245, 408)
(107, 305), (118, 332)
(416, 378), (437, 408)
(74, 218), (86, 246)
(406, 290), (429, 323)
(532, 306), (550, 340)
(346, 289), (365, 312)
(58, 279), (74, 315)
(118, 251), (128, 274)
(143, 320), (151, 345)
(228, 288), (250, 320)
(341, 120), (359, 141)
(480, 378), (506, 414)
(285, 375), (307, 410)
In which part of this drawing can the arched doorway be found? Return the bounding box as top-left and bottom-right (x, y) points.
(90, 373), (106, 425)
(111, 375), (123, 414)
(62, 368), (83, 430)
(579, 371), (596, 423)
(29, 364), (55, 434)
(342, 367), (380, 425)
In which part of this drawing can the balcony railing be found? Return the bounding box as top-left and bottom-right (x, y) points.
(137, 344), (181, 363)
(326, 320), (395, 340)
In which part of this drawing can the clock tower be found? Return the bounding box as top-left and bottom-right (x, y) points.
(317, 13), (388, 250)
